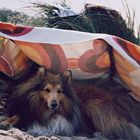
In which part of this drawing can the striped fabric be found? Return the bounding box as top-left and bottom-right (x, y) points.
(1, 22), (140, 101)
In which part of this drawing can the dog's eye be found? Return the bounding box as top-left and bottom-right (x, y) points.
(57, 89), (62, 94)
(44, 88), (51, 93)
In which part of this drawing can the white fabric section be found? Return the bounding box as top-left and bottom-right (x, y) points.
(60, 40), (93, 58)
(0, 27), (108, 44)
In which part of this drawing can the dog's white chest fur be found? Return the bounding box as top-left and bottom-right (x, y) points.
(27, 114), (75, 136)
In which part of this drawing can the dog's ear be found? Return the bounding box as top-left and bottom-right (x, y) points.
(61, 70), (72, 84)
(37, 66), (47, 78)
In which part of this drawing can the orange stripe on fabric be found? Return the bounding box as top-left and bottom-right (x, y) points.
(15, 41), (52, 69)
(67, 58), (79, 69)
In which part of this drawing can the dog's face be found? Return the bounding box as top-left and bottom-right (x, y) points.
(37, 67), (72, 113)
(42, 83), (62, 111)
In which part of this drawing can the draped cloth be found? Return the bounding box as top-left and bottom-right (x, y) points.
(1, 22), (140, 101)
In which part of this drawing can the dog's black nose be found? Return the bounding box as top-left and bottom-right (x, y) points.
(50, 100), (58, 110)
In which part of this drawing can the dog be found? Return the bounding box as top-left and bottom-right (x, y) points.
(1, 66), (140, 139)
(3, 67), (83, 137)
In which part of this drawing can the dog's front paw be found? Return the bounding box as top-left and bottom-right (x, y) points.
(0, 122), (12, 130)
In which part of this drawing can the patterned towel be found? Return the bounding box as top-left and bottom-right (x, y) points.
(1, 22), (140, 101)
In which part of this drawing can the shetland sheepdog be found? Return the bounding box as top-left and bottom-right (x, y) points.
(3, 67), (82, 136)
(1, 66), (140, 139)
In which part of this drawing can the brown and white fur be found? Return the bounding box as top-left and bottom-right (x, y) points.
(2, 66), (140, 139)
(4, 67), (82, 137)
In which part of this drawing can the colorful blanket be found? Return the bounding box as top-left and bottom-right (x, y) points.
(0, 22), (140, 101)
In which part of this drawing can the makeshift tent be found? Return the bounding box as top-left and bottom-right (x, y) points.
(0, 22), (140, 101)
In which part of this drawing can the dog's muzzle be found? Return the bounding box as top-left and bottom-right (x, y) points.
(49, 100), (58, 111)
